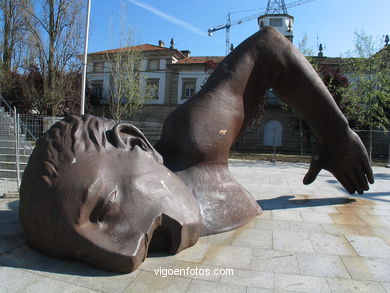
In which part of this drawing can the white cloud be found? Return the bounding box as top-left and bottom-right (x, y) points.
(128, 0), (207, 37)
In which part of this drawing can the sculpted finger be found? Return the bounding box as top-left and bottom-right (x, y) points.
(336, 173), (355, 194)
(303, 162), (321, 185)
(346, 171), (363, 195)
(354, 166), (369, 192)
(362, 159), (374, 184)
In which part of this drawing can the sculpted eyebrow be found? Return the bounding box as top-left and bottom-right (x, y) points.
(81, 177), (101, 204)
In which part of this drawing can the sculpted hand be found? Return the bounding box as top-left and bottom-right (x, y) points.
(303, 129), (374, 194)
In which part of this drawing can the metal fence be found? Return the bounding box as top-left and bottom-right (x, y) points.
(0, 96), (41, 196)
(234, 127), (390, 164)
(0, 105), (389, 196)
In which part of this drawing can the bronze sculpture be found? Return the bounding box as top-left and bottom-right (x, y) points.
(19, 27), (374, 273)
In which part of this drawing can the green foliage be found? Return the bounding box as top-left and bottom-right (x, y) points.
(105, 0), (146, 122)
(107, 46), (144, 122)
(341, 31), (390, 131)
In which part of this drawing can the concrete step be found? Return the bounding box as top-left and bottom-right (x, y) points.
(0, 169), (24, 179)
(0, 161), (27, 171)
(0, 154), (30, 163)
(0, 177), (18, 196)
(0, 146), (33, 155)
(0, 140), (23, 148)
(0, 133), (15, 139)
(1, 192), (19, 198)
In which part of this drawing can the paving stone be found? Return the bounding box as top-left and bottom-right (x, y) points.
(256, 210), (273, 219)
(0, 268), (96, 293)
(220, 268), (274, 289)
(353, 226), (390, 239)
(67, 270), (136, 293)
(246, 288), (274, 293)
(0, 266), (50, 292)
(346, 235), (390, 258)
(18, 276), (97, 293)
(362, 208), (390, 216)
(330, 214), (367, 226)
(33, 257), (136, 291)
(1, 163), (390, 292)
(0, 245), (63, 275)
(336, 206), (369, 215)
(124, 270), (191, 293)
(310, 233), (357, 256)
(358, 215), (390, 227)
(320, 223), (361, 236)
(255, 219), (290, 231)
(274, 273), (331, 292)
(327, 278), (387, 293)
(151, 259), (225, 282)
(272, 210), (303, 221)
(171, 241), (211, 263)
(341, 256), (390, 282)
(200, 229), (237, 246)
(232, 228), (272, 249)
(273, 230), (314, 253)
(202, 245), (252, 269)
(250, 249), (299, 274)
(311, 206), (340, 213)
(300, 211), (334, 224)
(382, 282), (390, 292)
(139, 255), (171, 272)
(289, 221), (325, 234)
(186, 279), (246, 293)
(297, 253), (350, 278)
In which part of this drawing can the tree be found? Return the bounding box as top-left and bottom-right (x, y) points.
(341, 30), (390, 160)
(298, 33), (314, 57)
(320, 66), (349, 110)
(106, 43), (144, 122)
(0, 0), (30, 72)
(106, 1), (145, 122)
(23, 0), (84, 115)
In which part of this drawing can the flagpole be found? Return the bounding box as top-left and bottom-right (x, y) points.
(80, 0), (91, 115)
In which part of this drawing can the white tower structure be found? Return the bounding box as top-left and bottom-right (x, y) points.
(258, 0), (294, 42)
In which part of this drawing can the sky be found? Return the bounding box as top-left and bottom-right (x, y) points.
(87, 0), (390, 58)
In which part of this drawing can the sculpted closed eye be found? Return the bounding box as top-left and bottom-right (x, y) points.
(89, 190), (118, 223)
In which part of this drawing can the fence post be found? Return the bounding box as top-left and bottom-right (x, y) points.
(387, 144), (390, 168)
(300, 119), (303, 156)
(271, 128), (277, 162)
(13, 107), (21, 191)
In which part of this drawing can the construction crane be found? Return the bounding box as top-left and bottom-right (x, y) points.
(208, 0), (315, 55)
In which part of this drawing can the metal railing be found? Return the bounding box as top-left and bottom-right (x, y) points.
(234, 126), (390, 164)
(0, 95), (42, 196)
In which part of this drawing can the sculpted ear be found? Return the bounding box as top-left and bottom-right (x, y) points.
(110, 123), (163, 163)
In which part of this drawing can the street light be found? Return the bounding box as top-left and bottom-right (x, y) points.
(80, 0), (91, 115)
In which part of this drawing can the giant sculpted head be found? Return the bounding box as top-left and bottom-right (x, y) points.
(19, 115), (201, 273)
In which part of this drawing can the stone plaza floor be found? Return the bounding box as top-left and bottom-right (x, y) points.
(0, 160), (390, 292)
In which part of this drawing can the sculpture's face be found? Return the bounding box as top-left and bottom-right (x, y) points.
(55, 124), (201, 273)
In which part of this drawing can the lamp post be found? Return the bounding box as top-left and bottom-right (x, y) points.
(80, 0), (91, 115)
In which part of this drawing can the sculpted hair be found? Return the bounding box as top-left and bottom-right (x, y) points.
(19, 115), (116, 255)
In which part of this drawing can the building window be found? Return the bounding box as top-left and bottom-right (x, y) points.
(90, 80), (103, 103)
(269, 18), (283, 27)
(145, 78), (159, 99)
(265, 88), (281, 105)
(148, 59), (159, 71)
(182, 79), (196, 99)
(263, 119), (283, 147)
(93, 62), (104, 73)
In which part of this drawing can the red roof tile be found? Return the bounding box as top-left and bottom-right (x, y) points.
(176, 56), (225, 64)
(89, 44), (172, 55)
